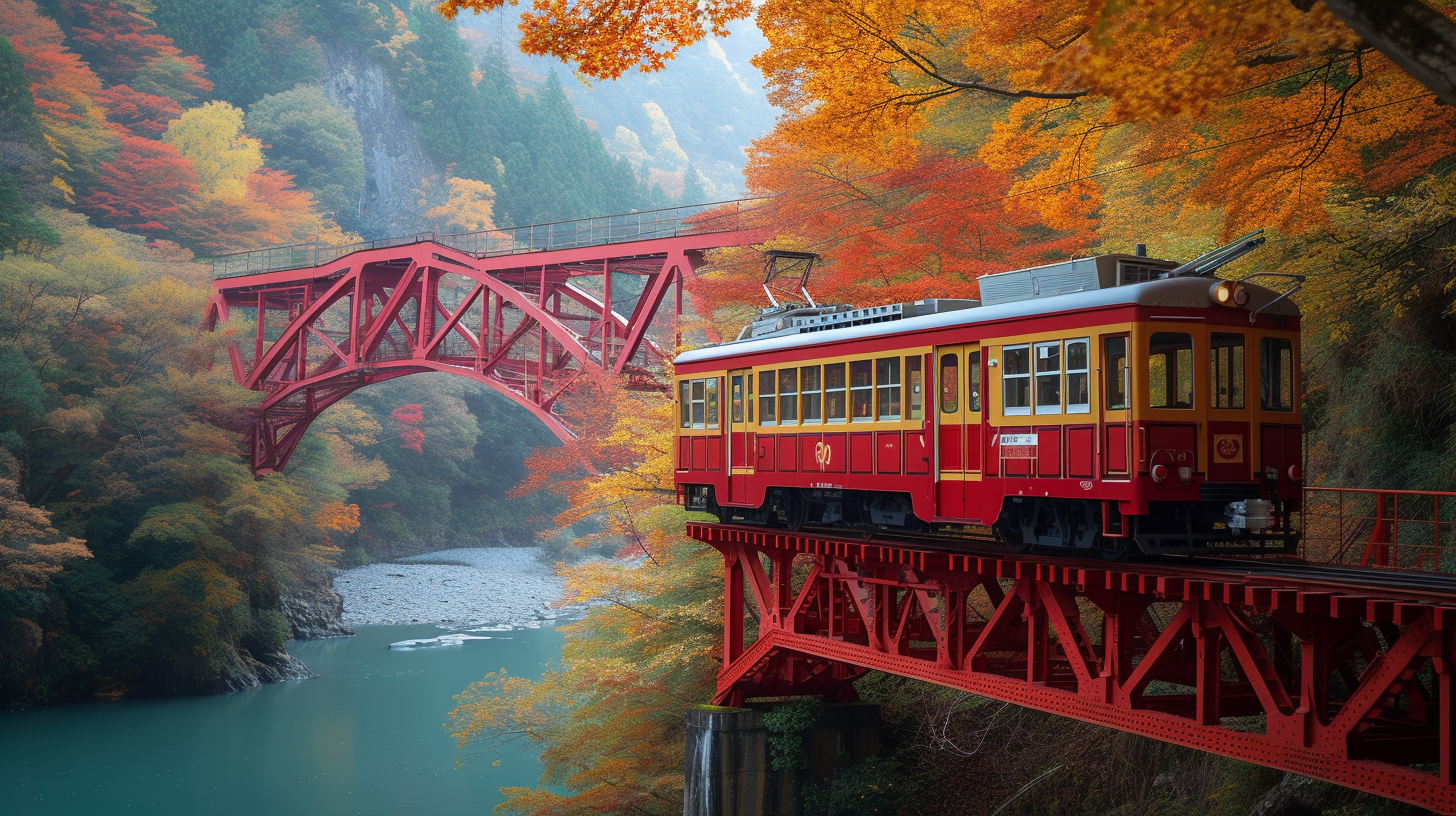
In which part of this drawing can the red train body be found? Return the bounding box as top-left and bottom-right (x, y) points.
(673, 251), (1302, 556)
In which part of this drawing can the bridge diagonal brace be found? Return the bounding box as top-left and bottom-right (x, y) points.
(360, 262), (421, 360)
(305, 325), (349, 370)
(1326, 615), (1434, 742)
(1120, 603), (1196, 704)
(613, 250), (694, 374)
(1037, 580), (1100, 691)
(242, 270), (356, 390)
(423, 283), (485, 356)
(964, 575), (1030, 673)
(1206, 602), (1296, 717)
(836, 558), (882, 652)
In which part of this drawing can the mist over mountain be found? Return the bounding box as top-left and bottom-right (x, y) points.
(456, 12), (775, 203)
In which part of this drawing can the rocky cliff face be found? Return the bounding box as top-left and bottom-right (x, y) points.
(216, 648), (315, 693)
(322, 42), (445, 238)
(280, 570), (354, 640)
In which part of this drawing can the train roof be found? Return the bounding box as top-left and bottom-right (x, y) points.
(674, 275), (1299, 366)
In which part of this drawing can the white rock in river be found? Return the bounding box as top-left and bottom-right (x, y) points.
(335, 547), (568, 632)
(389, 633), (496, 650)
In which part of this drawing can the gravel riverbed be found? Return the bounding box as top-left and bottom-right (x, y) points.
(334, 547), (579, 631)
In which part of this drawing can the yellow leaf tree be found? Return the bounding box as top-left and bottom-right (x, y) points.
(162, 100), (263, 199)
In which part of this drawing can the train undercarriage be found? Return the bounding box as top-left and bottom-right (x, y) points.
(687, 485), (1299, 559)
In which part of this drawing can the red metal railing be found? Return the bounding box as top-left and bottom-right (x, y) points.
(209, 199), (764, 279)
(1301, 487), (1456, 573)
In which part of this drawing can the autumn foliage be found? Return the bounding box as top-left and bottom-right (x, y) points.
(440, 2), (1456, 814)
(1, 0), (331, 253)
(437, 0), (753, 79)
(391, 404), (427, 453)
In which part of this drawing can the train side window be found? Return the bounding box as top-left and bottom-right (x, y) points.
(1004, 345), (1031, 415)
(906, 356), (923, 420)
(850, 360), (873, 421)
(747, 371), (754, 422)
(1260, 337), (1294, 412)
(1066, 338), (1090, 413)
(876, 357), (901, 420)
(691, 379), (706, 429)
(679, 380), (691, 428)
(758, 370), (776, 424)
(706, 378), (719, 430)
(825, 363), (846, 422)
(1104, 337), (1128, 410)
(969, 351), (981, 412)
(1035, 341), (1062, 414)
(939, 354), (958, 413)
(731, 375), (745, 423)
(801, 365), (822, 423)
(778, 368), (799, 424)
(1149, 332), (1194, 409)
(1211, 333), (1245, 409)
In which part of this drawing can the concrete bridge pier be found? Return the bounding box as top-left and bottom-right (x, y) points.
(682, 703), (881, 816)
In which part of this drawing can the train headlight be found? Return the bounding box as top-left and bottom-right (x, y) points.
(1287, 465), (1302, 483)
(1177, 466), (1192, 486)
(1150, 463), (1168, 484)
(1210, 280), (1249, 307)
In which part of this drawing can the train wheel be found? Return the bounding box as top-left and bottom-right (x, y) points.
(1095, 536), (1131, 560)
(993, 503), (1033, 555)
(705, 490), (731, 524)
(785, 491), (808, 531)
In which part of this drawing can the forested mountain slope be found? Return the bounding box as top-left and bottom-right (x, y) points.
(456, 11), (776, 202)
(0, 0), (642, 707)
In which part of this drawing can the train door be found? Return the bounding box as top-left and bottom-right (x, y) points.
(935, 344), (982, 519)
(728, 369), (753, 504)
(1101, 334), (1132, 477)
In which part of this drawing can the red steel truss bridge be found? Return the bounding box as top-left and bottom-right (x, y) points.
(692, 487), (1456, 812)
(205, 201), (762, 473)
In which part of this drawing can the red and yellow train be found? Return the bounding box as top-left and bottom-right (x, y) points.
(672, 242), (1303, 557)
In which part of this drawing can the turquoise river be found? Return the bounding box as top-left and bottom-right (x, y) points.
(0, 624), (564, 816)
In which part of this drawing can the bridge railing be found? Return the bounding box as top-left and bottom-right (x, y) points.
(1301, 487), (1456, 573)
(211, 199), (761, 279)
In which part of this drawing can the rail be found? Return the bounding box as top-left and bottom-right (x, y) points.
(1301, 486), (1456, 573)
(210, 199), (761, 279)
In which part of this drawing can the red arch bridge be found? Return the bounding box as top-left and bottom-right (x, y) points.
(211, 207), (1456, 812)
(206, 201), (762, 472)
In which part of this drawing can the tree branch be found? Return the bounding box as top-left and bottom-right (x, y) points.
(840, 9), (1088, 104)
(1315, 0), (1456, 105)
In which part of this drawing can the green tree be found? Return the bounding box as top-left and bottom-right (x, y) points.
(247, 85), (365, 227)
(0, 36), (57, 255)
(0, 35), (41, 144)
(385, 2), (500, 186)
(213, 29), (274, 108)
(145, 0), (253, 68)
(680, 164), (706, 205)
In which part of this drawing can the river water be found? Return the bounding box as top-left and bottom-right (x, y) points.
(0, 624), (563, 816)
